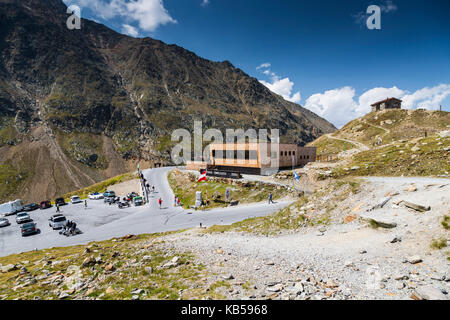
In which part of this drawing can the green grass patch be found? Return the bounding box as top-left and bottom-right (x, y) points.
(0, 164), (29, 203)
(431, 238), (448, 250)
(330, 135), (450, 178)
(442, 216), (450, 230)
(0, 232), (212, 300)
(168, 170), (290, 210)
(309, 135), (355, 155)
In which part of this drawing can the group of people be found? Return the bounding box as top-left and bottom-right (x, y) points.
(174, 196), (181, 207)
(63, 220), (77, 235)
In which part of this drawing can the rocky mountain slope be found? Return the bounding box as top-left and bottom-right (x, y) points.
(0, 0), (335, 203)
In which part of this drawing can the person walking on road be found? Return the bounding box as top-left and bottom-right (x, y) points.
(268, 193), (274, 204)
(56, 203), (60, 212)
(158, 198), (162, 209)
(84, 200), (87, 209)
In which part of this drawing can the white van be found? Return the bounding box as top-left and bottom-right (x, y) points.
(0, 199), (24, 216)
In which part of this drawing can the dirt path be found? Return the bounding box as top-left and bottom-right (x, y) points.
(326, 133), (370, 152)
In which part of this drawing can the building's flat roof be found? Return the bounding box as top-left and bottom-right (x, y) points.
(371, 97), (403, 106)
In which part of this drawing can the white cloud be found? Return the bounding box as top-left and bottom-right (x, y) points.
(257, 63), (271, 70)
(381, 0), (398, 13)
(63, 0), (177, 33)
(125, 0), (177, 32)
(121, 24), (139, 37)
(260, 78), (301, 104)
(401, 84), (450, 110)
(305, 87), (358, 128)
(257, 63), (301, 104)
(201, 0), (210, 7)
(304, 84), (450, 128)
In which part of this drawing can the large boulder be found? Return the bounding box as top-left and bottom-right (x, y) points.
(411, 285), (448, 300)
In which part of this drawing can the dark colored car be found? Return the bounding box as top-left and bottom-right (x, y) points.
(40, 201), (52, 210)
(21, 222), (38, 237)
(105, 196), (120, 205)
(23, 203), (39, 212)
(55, 198), (67, 206)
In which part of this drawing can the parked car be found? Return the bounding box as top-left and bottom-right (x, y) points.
(70, 196), (83, 204)
(0, 199), (24, 216)
(0, 218), (10, 228)
(23, 203), (39, 212)
(49, 214), (67, 230)
(55, 198), (67, 206)
(103, 191), (116, 198)
(124, 192), (139, 202)
(88, 192), (104, 200)
(133, 196), (144, 207)
(40, 201), (52, 210)
(16, 212), (32, 224)
(21, 222), (38, 237)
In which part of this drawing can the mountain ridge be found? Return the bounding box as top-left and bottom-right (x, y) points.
(0, 0), (336, 202)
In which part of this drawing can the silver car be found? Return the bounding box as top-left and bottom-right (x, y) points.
(16, 212), (32, 224)
(0, 218), (10, 228)
(49, 214), (67, 230)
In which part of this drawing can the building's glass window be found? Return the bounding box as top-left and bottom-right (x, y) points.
(249, 150), (258, 160)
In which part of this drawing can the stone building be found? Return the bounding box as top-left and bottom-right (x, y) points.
(371, 98), (402, 112)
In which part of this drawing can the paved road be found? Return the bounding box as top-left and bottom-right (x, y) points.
(0, 167), (291, 257)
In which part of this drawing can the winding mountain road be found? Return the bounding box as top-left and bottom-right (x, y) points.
(0, 167), (291, 257)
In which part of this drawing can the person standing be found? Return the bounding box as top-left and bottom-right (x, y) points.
(84, 200), (87, 209)
(158, 198), (162, 209)
(174, 196), (177, 207)
(56, 203), (60, 212)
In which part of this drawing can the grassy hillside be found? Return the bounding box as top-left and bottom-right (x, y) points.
(309, 135), (355, 155)
(309, 109), (450, 178)
(0, 232), (224, 300)
(168, 170), (292, 209)
(0, 164), (29, 202)
(326, 134), (450, 178)
(335, 109), (449, 148)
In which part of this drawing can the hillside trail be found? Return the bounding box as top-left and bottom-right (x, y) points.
(325, 133), (370, 152)
(362, 120), (391, 135)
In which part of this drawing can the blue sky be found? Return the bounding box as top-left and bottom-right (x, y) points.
(63, 0), (450, 127)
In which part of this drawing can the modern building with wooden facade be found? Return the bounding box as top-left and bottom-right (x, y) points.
(371, 97), (402, 112)
(187, 143), (316, 176)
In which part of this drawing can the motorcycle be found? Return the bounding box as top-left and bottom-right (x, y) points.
(59, 227), (82, 237)
(118, 201), (131, 209)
